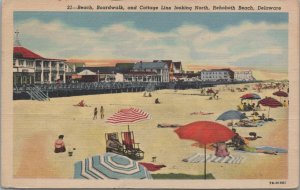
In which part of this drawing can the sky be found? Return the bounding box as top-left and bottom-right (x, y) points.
(14, 12), (288, 73)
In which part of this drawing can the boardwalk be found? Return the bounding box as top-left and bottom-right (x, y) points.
(13, 81), (258, 100)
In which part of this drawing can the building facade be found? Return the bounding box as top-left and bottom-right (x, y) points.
(133, 61), (169, 82)
(154, 60), (183, 81)
(234, 70), (256, 81)
(200, 69), (234, 82)
(13, 46), (73, 85)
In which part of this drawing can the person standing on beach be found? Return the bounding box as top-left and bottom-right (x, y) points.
(100, 106), (104, 119)
(93, 107), (98, 120)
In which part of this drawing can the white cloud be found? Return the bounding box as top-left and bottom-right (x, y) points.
(16, 19), (288, 71)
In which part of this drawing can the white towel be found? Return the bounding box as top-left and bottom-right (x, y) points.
(183, 153), (245, 164)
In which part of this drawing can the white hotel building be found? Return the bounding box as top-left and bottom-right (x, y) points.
(200, 69), (234, 82)
(234, 70), (256, 81)
(13, 34), (74, 85)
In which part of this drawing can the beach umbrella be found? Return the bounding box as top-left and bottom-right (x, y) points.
(273, 90), (288, 102)
(216, 110), (247, 121)
(174, 121), (235, 179)
(258, 97), (282, 118)
(106, 107), (151, 131)
(206, 89), (215, 94)
(74, 153), (152, 179)
(216, 110), (247, 128)
(240, 93), (261, 100)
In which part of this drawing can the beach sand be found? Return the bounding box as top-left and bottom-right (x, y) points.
(13, 84), (288, 179)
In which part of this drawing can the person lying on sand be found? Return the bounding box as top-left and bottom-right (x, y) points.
(157, 123), (182, 128)
(245, 132), (262, 141)
(235, 135), (277, 155)
(190, 111), (214, 115)
(74, 100), (90, 107)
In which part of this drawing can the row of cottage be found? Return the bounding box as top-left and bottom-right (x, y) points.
(13, 43), (255, 86)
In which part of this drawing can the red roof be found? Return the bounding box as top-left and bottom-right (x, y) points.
(13, 46), (65, 61)
(14, 47), (44, 59)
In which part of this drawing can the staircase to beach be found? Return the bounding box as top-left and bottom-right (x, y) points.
(26, 85), (50, 101)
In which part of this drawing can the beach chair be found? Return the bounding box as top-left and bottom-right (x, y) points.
(121, 131), (144, 160)
(105, 132), (124, 155)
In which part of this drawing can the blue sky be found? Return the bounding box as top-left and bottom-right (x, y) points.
(14, 12), (288, 72)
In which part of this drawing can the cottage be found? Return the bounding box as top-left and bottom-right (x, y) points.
(132, 61), (169, 82)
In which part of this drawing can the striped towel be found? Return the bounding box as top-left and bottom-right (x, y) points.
(183, 153), (245, 164)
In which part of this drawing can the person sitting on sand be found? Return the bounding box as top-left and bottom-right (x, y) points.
(283, 100), (288, 107)
(149, 93), (152, 97)
(155, 98), (160, 104)
(143, 92), (147, 97)
(256, 103), (261, 111)
(243, 102), (247, 111)
(237, 102), (244, 111)
(247, 103), (252, 111)
(215, 142), (230, 157)
(251, 111), (260, 121)
(75, 100), (85, 107)
(54, 135), (66, 153)
(258, 113), (266, 121)
(231, 130), (245, 148)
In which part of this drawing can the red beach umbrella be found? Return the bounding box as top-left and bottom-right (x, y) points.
(258, 97), (283, 118)
(240, 93), (261, 100)
(273, 90), (288, 102)
(174, 121), (235, 179)
(106, 108), (151, 131)
(206, 89), (215, 94)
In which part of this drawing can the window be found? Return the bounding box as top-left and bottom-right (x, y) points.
(19, 60), (24, 66)
(27, 60), (34, 67)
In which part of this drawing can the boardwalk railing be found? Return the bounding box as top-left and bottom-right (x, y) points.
(13, 80), (259, 100)
(26, 86), (49, 101)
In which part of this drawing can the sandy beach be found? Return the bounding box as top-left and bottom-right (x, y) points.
(13, 83), (288, 179)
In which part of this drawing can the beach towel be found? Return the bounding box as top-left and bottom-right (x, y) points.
(183, 153), (245, 164)
(139, 162), (166, 171)
(234, 146), (288, 154)
(256, 146), (288, 153)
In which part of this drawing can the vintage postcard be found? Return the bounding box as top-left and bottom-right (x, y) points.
(1, 0), (299, 188)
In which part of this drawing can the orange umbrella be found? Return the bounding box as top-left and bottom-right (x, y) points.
(174, 121), (235, 179)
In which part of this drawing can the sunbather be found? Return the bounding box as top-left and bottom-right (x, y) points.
(236, 137), (277, 155)
(215, 142), (230, 157)
(245, 132), (262, 141)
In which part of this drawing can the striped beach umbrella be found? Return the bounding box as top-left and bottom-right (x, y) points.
(74, 153), (152, 179)
(106, 108), (151, 131)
